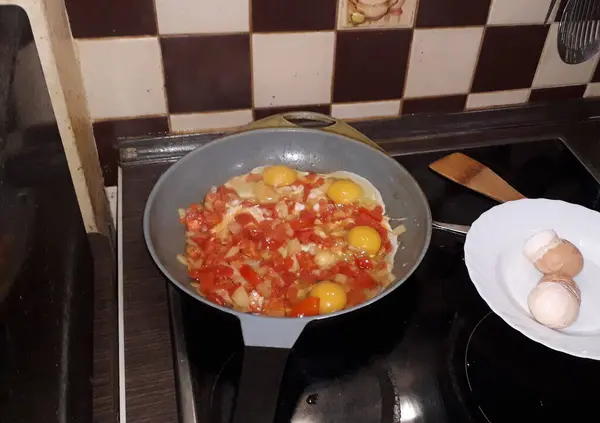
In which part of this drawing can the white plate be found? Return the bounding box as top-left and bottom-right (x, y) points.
(464, 198), (600, 360)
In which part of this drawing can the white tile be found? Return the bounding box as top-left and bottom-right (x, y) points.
(77, 38), (166, 119)
(404, 27), (484, 98)
(584, 83), (600, 98)
(155, 0), (249, 34)
(331, 100), (400, 120)
(170, 110), (253, 132)
(252, 32), (335, 108)
(466, 89), (530, 109)
(488, 0), (554, 25)
(533, 24), (598, 88)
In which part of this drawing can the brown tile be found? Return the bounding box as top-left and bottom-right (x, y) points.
(252, 0), (337, 32)
(402, 95), (467, 114)
(161, 34), (252, 114)
(93, 116), (169, 186)
(65, 0), (157, 38)
(471, 25), (549, 93)
(333, 30), (412, 103)
(416, 0), (491, 27)
(529, 84), (586, 103)
(254, 104), (331, 120)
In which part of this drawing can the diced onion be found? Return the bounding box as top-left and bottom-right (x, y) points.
(276, 202), (288, 218)
(232, 286), (249, 308)
(228, 221), (242, 235)
(225, 246), (240, 258)
(278, 246), (288, 258)
(315, 250), (336, 268)
(392, 224), (407, 237)
(178, 208), (186, 219)
(176, 254), (188, 266)
(334, 273), (348, 284)
(287, 238), (302, 256)
(257, 281), (272, 297)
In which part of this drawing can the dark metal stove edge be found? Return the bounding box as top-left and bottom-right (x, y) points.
(117, 99), (600, 166)
(120, 116), (600, 423)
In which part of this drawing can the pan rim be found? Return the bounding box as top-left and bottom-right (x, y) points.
(142, 127), (432, 323)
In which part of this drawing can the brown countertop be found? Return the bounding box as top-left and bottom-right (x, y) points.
(104, 102), (600, 423)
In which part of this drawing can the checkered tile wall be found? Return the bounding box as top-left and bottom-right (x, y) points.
(64, 0), (600, 186)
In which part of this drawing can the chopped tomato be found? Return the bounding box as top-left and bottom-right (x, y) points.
(359, 205), (383, 222)
(296, 229), (313, 244)
(296, 251), (316, 271)
(205, 293), (228, 306)
(336, 262), (359, 277)
(290, 210), (317, 231)
(190, 234), (209, 248)
(264, 298), (286, 317)
(351, 271), (377, 290)
(317, 199), (335, 219)
(239, 264), (262, 286)
(289, 297), (320, 317)
(280, 271), (297, 286)
(355, 257), (373, 270)
(346, 290), (366, 307)
(235, 212), (257, 226)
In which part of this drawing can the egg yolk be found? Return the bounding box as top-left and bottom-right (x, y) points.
(348, 225), (381, 256)
(262, 165), (297, 187)
(327, 179), (364, 204)
(309, 281), (347, 314)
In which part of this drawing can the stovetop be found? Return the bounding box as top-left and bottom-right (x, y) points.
(173, 138), (600, 423)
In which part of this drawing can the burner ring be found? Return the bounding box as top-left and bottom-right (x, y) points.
(464, 312), (494, 423)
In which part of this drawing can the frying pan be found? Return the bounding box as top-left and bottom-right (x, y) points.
(143, 112), (431, 423)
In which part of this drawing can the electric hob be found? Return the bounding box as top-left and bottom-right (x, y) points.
(170, 138), (600, 423)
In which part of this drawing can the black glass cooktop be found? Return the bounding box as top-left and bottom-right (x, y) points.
(177, 138), (600, 423)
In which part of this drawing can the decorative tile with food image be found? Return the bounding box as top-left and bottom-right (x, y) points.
(337, 0), (418, 30)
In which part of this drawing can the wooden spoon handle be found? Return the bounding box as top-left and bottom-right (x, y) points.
(429, 152), (526, 203)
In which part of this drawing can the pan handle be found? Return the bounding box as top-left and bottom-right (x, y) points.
(243, 111), (385, 152)
(231, 315), (310, 422)
(231, 346), (290, 423)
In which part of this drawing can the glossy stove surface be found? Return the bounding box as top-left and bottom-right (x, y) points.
(178, 138), (600, 423)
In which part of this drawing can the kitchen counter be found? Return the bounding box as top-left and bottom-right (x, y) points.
(111, 101), (600, 423)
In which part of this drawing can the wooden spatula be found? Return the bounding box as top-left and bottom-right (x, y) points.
(429, 152), (526, 203)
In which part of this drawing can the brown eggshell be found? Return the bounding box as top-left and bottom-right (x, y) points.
(539, 273), (581, 304)
(534, 240), (584, 278)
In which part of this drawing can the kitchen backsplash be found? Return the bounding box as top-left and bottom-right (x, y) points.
(65, 0), (600, 186)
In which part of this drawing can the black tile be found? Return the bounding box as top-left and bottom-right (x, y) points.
(161, 34), (252, 113)
(471, 25), (549, 93)
(333, 30), (412, 103)
(402, 95), (467, 114)
(416, 0), (492, 27)
(66, 0), (157, 38)
(252, 0), (337, 32)
(529, 84), (586, 102)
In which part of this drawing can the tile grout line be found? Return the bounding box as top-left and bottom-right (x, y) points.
(151, 0), (172, 133)
(117, 166), (126, 423)
(248, 0), (257, 115)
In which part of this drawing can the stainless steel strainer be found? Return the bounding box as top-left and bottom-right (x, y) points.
(558, 0), (600, 64)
